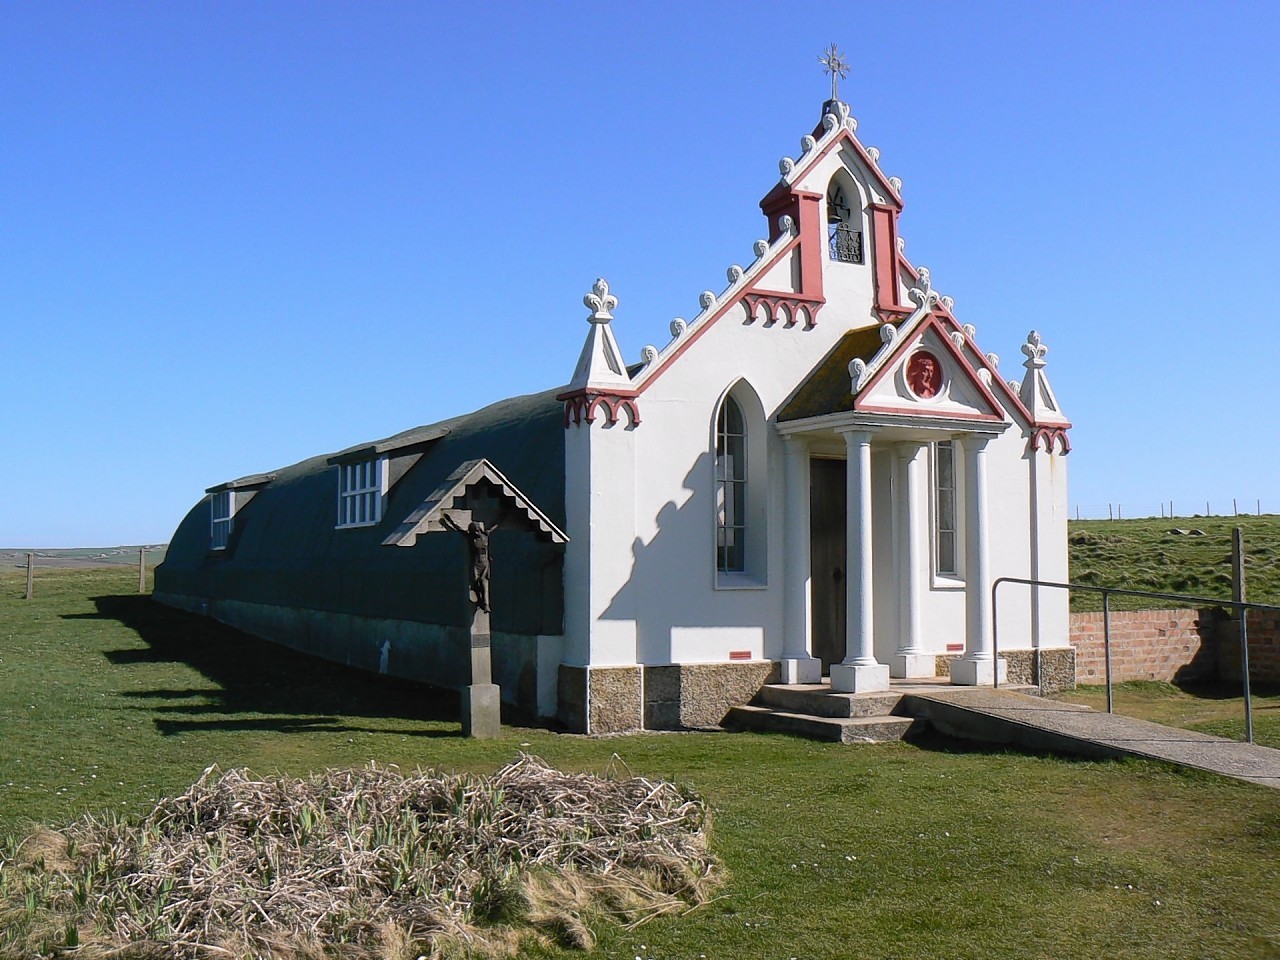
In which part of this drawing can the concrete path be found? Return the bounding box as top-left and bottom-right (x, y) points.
(902, 687), (1280, 789)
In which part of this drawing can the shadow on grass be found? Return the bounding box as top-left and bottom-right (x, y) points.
(1176, 678), (1280, 702)
(905, 728), (1111, 763)
(66, 594), (469, 736)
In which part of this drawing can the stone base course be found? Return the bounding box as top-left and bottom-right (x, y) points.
(644, 661), (780, 730)
(933, 648), (1075, 693)
(556, 665), (644, 734)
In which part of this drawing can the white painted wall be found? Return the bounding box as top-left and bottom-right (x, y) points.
(560, 113), (1072, 677)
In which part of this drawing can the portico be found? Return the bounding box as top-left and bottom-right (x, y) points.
(776, 411), (1007, 691)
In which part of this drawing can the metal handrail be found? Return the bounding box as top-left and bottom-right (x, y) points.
(991, 576), (1280, 744)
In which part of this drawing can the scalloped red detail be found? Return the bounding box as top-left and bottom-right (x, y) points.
(1030, 427), (1071, 454)
(562, 392), (641, 429)
(741, 291), (823, 329)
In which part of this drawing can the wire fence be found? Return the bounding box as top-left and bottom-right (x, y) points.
(1071, 499), (1276, 521)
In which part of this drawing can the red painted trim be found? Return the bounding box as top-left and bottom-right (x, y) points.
(870, 203), (907, 317)
(796, 191), (825, 306)
(742, 291), (822, 329)
(636, 224), (827, 394)
(856, 404), (1005, 423)
(729, 650), (752, 661)
(1030, 426), (1071, 455)
(556, 386), (640, 400)
(778, 122), (903, 214)
(946, 643), (964, 652)
(853, 313), (1008, 422)
(560, 391), (641, 429)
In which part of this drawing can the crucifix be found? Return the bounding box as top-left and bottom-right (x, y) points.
(818, 42), (851, 103)
(383, 458), (568, 739)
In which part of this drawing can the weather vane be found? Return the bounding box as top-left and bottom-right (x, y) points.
(818, 43), (850, 102)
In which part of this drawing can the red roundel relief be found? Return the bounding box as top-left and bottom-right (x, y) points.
(905, 350), (943, 399)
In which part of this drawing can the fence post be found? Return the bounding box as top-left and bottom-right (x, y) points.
(1102, 591), (1113, 715)
(25, 553), (34, 600)
(138, 547), (147, 594)
(1232, 527), (1254, 744)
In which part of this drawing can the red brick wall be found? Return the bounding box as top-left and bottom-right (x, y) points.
(1216, 609), (1280, 685)
(1070, 608), (1280, 685)
(1070, 609), (1213, 684)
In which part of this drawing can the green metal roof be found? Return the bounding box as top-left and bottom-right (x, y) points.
(157, 387), (566, 636)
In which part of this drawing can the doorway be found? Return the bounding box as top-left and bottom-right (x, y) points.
(809, 458), (846, 673)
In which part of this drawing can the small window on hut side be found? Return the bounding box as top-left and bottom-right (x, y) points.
(337, 458), (386, 528)
(210, 491), (234, 550)
(827, 182), (863, 264)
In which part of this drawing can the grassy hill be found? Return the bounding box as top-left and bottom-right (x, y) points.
(1067, 514), (1280, 611)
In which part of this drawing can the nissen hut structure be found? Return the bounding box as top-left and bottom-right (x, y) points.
(156, 93), (1073, 733)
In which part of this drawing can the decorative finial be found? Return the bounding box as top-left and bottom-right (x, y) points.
(1021, 330), (1049, 366)
(818, 43), (850, 102)
(583, 278), (617, 323)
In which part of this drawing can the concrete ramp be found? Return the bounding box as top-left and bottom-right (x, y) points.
(902, 688), (1280, 789)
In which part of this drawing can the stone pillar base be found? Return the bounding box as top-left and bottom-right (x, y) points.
(779, 656), (823, 685)
(829, 661), (891, 693)
(949, 657), (1007, 686)
(890, 653), (938, 679)
(462, 683), (502, 739)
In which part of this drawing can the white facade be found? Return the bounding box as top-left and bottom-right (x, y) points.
(555, 99), (1071, 731)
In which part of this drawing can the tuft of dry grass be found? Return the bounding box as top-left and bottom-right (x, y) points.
(0, 755), (720, 959)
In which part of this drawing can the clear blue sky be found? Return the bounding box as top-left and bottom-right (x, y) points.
(3, 1), (1277, 546)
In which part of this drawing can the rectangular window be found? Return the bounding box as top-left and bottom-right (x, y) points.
(337, 458), (385, 528)
(934, 441), (958, 576)
(210, 491), (234, 550)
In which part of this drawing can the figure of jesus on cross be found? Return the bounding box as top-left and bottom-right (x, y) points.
(440, 513), (501, 613)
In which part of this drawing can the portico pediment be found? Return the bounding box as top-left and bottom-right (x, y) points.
(777, 313), (1007, 428)
(854, 315), (1006, 423)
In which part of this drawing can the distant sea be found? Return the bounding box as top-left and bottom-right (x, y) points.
(1, 546), (168, 569)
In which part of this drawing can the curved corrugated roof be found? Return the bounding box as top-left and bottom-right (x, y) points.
(156, 388), (566, 635)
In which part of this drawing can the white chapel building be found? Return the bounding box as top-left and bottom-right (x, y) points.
(156, 92), (1073, 733)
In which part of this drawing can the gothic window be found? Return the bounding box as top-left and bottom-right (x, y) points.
(827, 181), (864, 264)
(716, 396), (746, 573)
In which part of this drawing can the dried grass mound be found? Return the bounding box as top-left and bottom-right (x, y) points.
(0, 755), (720, 959)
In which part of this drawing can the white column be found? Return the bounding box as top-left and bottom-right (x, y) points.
(891, 442), (933, 678)
(950, 434), (1006, 686)
(830, 429), (889, 693)
(781, 435), (821, 683)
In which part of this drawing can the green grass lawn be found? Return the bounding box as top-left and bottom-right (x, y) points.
(1067, 514), (1280, 611)
(3, 567), (1280, 959)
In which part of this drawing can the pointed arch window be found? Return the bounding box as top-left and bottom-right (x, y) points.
(827, 182), (863, 264)
(716, 396), (746, 572)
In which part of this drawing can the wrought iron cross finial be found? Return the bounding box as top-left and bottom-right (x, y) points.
(818, 43), (850, 102)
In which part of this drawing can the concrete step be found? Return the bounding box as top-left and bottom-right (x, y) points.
(725, 704), (921, 743)
(755, 683), (905, 718)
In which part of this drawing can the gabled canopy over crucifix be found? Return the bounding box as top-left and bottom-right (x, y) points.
(384, 458), (567, 737)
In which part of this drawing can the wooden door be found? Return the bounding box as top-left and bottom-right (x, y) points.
(809, 458), (847, 673)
